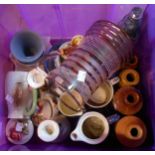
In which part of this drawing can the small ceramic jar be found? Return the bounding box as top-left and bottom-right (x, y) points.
(113, 87), (143, 115)
(115, 116), (147, 148)
(119, 69), (140, 87)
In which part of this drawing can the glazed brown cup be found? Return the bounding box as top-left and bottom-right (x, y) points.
(113, 86), (143, 115)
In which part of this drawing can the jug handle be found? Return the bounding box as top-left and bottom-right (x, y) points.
(107, 114), (120, 125)
(109, 77), (120, 85)
(70, 129), (83, 142)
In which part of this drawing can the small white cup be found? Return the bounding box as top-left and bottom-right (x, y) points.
(37, 115), (70, 143)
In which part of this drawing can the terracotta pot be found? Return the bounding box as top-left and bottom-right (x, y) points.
(119, 69), (140, 87)
(115, 116), (147, 148)
(113, 87), (143, 115)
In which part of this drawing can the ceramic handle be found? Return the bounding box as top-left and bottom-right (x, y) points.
(70, 129), (82, 142)
(109, 77), (120, 85)
(107, 114), (120, 125)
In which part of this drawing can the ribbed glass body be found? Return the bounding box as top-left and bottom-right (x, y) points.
(48, 20), (133, 105)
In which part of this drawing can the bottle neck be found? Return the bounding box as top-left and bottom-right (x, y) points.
(118, 7), (143, 41)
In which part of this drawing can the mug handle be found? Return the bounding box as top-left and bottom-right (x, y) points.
(107, 114), (120, 125)
(109, 77), (120, 85)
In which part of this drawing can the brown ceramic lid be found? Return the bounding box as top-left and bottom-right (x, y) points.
(115, 116), (147, 148)
(113, 87), (143, 115)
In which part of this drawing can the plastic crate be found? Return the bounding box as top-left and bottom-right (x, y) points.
(0, 4), (155, 150)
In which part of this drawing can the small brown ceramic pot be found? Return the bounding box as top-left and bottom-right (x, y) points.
(119, 69), (140, 87)
(115, 116), (147, 148)
(123, 55), (138, 69)
(113, 87), (143, 115)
